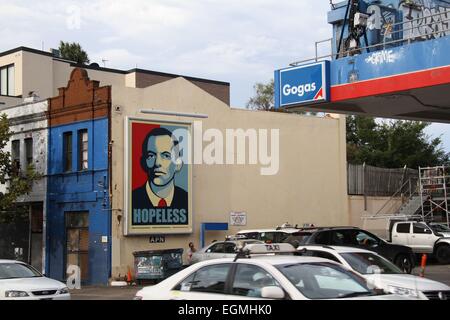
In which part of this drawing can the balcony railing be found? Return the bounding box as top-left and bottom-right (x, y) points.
(290, 9), (450, 67)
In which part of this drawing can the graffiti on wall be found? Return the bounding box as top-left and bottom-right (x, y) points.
(400, 0), (450, 41)
(367, 4), (398, 43)
(365, 0), (449, 44)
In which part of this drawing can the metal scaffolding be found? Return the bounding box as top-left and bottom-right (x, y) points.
(419, 166), (450, 227)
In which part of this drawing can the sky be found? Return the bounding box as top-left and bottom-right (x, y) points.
(0, 0), (449, 152)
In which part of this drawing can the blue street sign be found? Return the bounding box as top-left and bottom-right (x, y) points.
(275, 61), (330, 108)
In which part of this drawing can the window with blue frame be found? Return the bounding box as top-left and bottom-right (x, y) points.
(63, 132), (73, 172)
(78, 129), (88, 170)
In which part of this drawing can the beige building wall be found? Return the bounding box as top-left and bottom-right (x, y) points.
(21, 51), (54, 99)
(1, 49), (131, 107)
(0, 51), (23, 100)
(51, 59), (127, 96)
(109, 77), (349, 277)
(348, 195), (403, 239)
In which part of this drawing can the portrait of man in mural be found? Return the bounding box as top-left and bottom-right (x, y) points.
(127, 120), (191, 234)
(132, 127), (187, 210)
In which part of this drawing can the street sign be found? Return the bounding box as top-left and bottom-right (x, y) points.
(275, 61), (330, 108)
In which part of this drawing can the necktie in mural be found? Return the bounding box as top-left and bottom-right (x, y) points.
(158, 198), (167, 208)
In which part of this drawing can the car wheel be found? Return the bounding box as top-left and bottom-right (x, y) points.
(435, 245), (450, 264)
(394, 254), (413, 274)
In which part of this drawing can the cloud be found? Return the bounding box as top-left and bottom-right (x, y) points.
(1, 0), (449, 150)
(90, 48), (146, 69)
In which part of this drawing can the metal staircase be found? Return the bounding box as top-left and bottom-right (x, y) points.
(362, 177), (421, 221)
(362, 166), (450, 230)
(397, 194), (426, 217)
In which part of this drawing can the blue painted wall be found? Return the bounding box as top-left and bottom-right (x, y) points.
(328, 1), (450, 85)
(274, 0), (450, 107)
(46, 117), (111, 285)
(330, 35), (450, 86)
(328, 0), (450, 58)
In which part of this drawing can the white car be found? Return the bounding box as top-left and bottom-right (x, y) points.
(0, 260), (70, 300)
(390, 221), (450, 263)
(190, 240), (264, 264)
(234, 229), (291, 243)
(296, 245), (450, 300)
(135, 244), (409, 300)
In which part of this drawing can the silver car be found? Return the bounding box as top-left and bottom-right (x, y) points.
(190, 240), (264, 264)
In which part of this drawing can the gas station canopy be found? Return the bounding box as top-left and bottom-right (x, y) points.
(275, 0), (450, 123)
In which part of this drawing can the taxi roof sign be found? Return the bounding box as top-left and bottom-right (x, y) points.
(243, 243), (296, 254)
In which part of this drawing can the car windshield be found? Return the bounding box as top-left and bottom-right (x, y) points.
(276, 262), (376, 299)
(340, 252), (403, 275)
(429, 224), (450, 233)
(0, 263), (42, 279)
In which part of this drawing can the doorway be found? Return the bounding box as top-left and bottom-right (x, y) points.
(65, 212), (89, 282)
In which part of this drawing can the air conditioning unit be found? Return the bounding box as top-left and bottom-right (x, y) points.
(354, 12), (369, 27)
(50, 48), (61, 58)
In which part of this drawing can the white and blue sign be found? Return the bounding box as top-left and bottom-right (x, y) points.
(275, 61), (330, 108)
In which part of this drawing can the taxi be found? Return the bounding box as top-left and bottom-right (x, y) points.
(134, 243), (410, 300)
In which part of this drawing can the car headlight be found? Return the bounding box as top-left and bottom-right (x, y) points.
(58, 287), (70, 294)
(5, 291), (29, 298)
(387, 285), (419, 297)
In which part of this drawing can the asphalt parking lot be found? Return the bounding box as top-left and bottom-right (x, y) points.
(69, 264), (450, 300)
(70, 285), (142, 300)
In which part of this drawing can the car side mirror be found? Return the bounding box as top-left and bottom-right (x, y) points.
(261, 286), (285, 299)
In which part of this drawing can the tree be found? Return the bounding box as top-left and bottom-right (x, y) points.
(346, 115), (450, 168)
(246, 79), (275, 111)
(0, 114), (41, 223)
(246, 79), (317, 115)
(58, 41), (90, 65)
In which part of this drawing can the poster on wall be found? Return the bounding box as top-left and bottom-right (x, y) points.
(125, 118), (192, 235)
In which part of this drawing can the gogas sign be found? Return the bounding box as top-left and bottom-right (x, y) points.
(275, 61), (330, 108)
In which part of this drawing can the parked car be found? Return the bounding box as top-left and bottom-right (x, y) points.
(298, 227), (416, 273)
(0, 260), (70, 300)
(229, 224), (316, 248)
(190, 240), (264, 264)
(134, 243), (410, 300)
(234, 229), (291, 243)
(389, 220), (450, 264)
(296, 245), (450, 300)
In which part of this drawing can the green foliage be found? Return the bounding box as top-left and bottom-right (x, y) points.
(58, 41), (90, 65)
(247, 79), (275, 111)
(0, 114), (42, 223)
(346, 115), (450, 168)
(246, 79), (316, 116)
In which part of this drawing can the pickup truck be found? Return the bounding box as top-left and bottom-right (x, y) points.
(390, 221), (450, 264)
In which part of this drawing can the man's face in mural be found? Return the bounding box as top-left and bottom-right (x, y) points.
(144, 134), (182, 187)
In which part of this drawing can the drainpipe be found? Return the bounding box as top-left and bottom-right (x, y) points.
(401, 165), (407, 203)
(363, 162), (367, 211)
